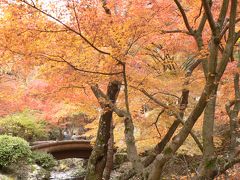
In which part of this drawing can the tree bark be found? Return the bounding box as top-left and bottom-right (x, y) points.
(226, 73), (240, 152)
(103, 122), (114, 180)
(86, 81), (121, 180)
(144, 88), (190, 167)
(197, 94), (217, 179)
(198, 37), (219, 179)
(122, 64), (144, 173)
(143, 120), (180, 167)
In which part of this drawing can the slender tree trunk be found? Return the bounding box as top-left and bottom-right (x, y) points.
(143, 120), (180, 167)
(144, 89), (190, 167)
(147, 16), (238, 177)
(227, 73), (240, 152)
(147, 79), (217, 180)
(198, 93), (217, 179)
(86, 81), (121, 180)
(229, 45), (240, 151)
(122, 64), (144, 173)
(197, 36), (219, 179)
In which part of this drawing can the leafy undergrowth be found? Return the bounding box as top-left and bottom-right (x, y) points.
(161, 154), (240, 179)
(161, 122), (240, 179)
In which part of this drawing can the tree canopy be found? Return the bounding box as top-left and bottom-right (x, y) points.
(0, 0), (240, 179)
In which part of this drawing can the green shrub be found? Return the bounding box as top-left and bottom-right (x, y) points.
(31, 151), (57, 170)
(0, 135), (31, 169)
(0, 109), (47, 141)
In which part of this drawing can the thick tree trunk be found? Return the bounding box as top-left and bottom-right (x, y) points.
(86, 81), (120, 180)
(103, 122), (114, 180)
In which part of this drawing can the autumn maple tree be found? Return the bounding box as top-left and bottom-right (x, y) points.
(0, 0), (240, 180)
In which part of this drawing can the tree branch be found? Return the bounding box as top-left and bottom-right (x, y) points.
(161, 29), (190, 35)
(149, 109), (165, 138)
(90, 84), (128, 117)
(202, 0), (217, 36)
(37, 53), (123, 76)
(72, 0), (81, 33)
(20, 0), (110, 55)
(102, 0), (111, 15)
(197, 13), (207, 33)
(173, 0), (194, 35)
(217, 0), (229, 28)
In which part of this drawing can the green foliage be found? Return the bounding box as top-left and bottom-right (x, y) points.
(0, 109), (47, 141)
(0, 135), (31, 169)
(31, 151), (57, 170)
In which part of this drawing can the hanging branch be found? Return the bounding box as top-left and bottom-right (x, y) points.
(149, 109), (165, 138)
(37, 53), (123, 76)
(194, 3), (203, 24)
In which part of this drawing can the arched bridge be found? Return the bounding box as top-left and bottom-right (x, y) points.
(31, 140), (92, 160)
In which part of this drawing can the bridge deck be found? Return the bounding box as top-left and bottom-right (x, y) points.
(31, 140), (93, 160)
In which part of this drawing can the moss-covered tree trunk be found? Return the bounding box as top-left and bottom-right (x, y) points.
(86, 81), (121, 180)
(103, 122), (114, 180)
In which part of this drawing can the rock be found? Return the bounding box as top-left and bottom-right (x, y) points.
(0, 173), (16, 180)
(50, 158), (86, 179)
(26, 164), (50, 180)
(0, 164), (50, 180)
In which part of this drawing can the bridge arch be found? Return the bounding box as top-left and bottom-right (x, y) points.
(31, 140), (92, 160)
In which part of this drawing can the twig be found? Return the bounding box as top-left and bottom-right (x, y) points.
(149, 109), (165, 138)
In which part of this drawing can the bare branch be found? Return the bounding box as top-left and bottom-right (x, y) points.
(26, 28), (68, 33)
(72, 0), (81, 33)
(137, 88), (203, 152)
(149, 109), (165, 138)
(102, 0), (111, 15)
(217, 0), (229, 28)
(139, 88), (170, 110)
(38, 53), (123, 76)
(150, 90), (180, 100)
(197, 13), (207, 33)
(217, 0), (238, 78)
(219, 18), (240, 41)
(194, 2), (203, 24)
(202, 0), (217, 35)
(48, 85), (87, 95)
(213, 157), (240, 178)
(173, 0), (194, 35)
(161, 29), (190, 35)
